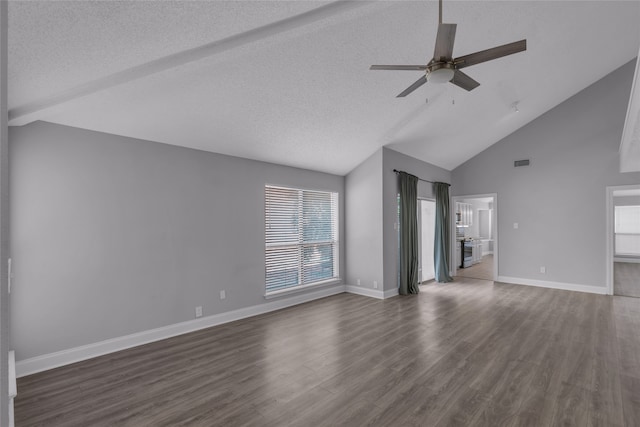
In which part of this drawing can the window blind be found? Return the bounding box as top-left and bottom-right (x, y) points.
(265, 185), (338, 293)
(615, 205), (640, 256)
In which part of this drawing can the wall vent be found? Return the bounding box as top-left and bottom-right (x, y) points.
(514, 159), (530, 167)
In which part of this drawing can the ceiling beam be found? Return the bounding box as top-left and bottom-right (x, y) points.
(9, 1), (375, 126)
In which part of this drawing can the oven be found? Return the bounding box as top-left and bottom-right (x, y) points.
(463, 241), (473, 268)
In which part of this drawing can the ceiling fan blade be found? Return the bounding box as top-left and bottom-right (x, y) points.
(370, 65), (428, 71)
(454, 39), (526, 69)
(397, 76), (427, 98)
(433, 23), (457, 60)
(450, 70), (480, 91)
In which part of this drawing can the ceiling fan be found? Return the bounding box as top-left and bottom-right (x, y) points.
(370, 0), (527, 97)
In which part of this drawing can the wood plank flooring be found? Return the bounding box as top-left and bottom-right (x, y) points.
(15, 278), (640, 426)
(614, 262), (640, 298)
(455, 254), (494, 281)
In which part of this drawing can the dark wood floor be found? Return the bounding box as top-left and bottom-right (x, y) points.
(614, 261), (640, 298)
(16, 278), (640, 426)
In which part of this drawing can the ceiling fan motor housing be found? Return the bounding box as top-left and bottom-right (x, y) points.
(427, 62), (455, 83)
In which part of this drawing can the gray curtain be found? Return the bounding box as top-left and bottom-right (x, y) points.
(399, 172), (419, 295)
(433, 182), (453, 282)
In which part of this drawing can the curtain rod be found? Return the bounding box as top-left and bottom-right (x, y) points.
(393, 169), (451, 186)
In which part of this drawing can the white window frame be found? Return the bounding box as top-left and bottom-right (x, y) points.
(265, 185), (340, 297)
(614, 205), (640, 257)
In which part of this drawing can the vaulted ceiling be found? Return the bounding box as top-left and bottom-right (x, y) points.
(8, 1), (640, 175)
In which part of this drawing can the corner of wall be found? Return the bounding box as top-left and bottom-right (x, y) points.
(344, 148), (384, 292)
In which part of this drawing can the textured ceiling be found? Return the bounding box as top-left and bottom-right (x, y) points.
(8, 1), (640, 175)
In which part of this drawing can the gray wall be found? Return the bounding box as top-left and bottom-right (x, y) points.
(0, 2), (8, 424)
(10, 121), (345, 360)
(452, 60), (640, 289)
(345, 148), (383, 291)
(382, 147), (451, 291)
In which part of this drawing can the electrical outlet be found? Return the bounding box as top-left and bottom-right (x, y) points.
(357, 279), (361, 286)
(540, 266), (546, 274)
(373, 281), (378, 289)
(513, 222), (519, 229)
(195, 306), (203, 318)
(220, 290), (226, 300)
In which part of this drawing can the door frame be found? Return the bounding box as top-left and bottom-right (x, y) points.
(450, 193), (498, 280)
(417, 197), (436, 283)
(606, 184), (640, 295)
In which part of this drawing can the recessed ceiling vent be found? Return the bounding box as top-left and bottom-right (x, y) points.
(514, 159), (530, 167)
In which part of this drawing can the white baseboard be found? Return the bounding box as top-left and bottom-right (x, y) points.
(345, 285), (399, 299)
(16, 284), (346, 378)
(614, 257), (640, 264)
(383, 288), (399, 298)
(345, 285), (385, 299)
(497, 276), (607, 295)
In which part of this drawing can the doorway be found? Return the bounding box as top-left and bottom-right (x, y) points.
(418, 199), (435, 283)
(607, 185), (640, 297)
(450, 194), (498, 281)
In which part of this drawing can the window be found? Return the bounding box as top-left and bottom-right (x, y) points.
(615, 205), (640, 256)
(265, 185), (339, 294)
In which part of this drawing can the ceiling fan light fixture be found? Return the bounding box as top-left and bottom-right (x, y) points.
(427, 67), (455, 84)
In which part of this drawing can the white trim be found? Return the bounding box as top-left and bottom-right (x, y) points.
(383, 287), (399, 298)
(345, 285), (384, 299)
(264, 278), (342, 299)
(344, 285), (399, 299)
(8, 351), (14, 427)
(7, 351), (14, 398)
(606, 184), (640, 295)
(497, 276), (607, 295)
(607, 187), (614, 295)
(16, 284), (346, 378)
(614, 257), (640, 264)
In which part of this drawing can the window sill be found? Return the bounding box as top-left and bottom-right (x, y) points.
(264, 278), (342, 300)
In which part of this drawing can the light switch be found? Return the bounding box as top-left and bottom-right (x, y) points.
(513, 222), (519, 229)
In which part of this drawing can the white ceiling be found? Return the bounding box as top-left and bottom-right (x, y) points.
(8, 1), (640, 175)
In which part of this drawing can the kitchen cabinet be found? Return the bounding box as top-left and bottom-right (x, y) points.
(456, 203), (473, 227)
(472, 241), (483, 264)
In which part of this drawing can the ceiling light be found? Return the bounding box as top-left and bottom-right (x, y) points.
(427, 67), (456, 84)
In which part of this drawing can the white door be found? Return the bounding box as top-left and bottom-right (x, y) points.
(419, 200), (436, 282)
